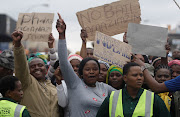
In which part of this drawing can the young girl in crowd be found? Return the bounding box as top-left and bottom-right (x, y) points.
(154, 64), (172, 112)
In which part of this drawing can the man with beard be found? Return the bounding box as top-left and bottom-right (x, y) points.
(12, 31), (62, 117)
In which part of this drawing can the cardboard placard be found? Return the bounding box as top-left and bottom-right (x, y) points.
(76, 0), (141, 41)
(127, 23), (168, 57)
(94, 31), (132, 68)
(16, 13), (54, 42)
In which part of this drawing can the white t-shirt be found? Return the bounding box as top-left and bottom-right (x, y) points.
(0, 93), (2, 98)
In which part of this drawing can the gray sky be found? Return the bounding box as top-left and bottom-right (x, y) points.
(1, 0), (180, 53)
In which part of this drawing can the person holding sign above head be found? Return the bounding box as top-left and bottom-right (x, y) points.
(134, 56), (180, 117)
(11, 30), (62, 117)
(96, 62), (170, 117)
(133, 54), (180, 93)
(80, 29), (94, 58)
(57, 12), (115, 117)
(0, 75), (31, 117)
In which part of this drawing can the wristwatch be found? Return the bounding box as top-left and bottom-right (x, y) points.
(141, 66), (147, 72)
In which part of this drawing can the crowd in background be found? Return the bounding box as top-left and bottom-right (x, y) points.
(0, 13), (180, 117)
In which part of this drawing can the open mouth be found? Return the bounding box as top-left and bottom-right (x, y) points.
(34, 70), (42, 75)
(89, 76), (95, 78)
(88, 76), (97, 83)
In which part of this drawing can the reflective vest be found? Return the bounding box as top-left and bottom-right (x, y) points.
(0, 100), (26, 117)
(109, 89), (154, 117)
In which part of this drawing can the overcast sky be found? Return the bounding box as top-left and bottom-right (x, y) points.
(1, 0), (180, 53)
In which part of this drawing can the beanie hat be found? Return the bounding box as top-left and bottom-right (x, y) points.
(151, 57), (161, 67)
(98, 60), (110, 69)
(68, 53), (83, 62)
(0, 50), (14, 70)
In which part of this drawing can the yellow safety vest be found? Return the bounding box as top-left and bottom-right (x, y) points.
(0, 100), (26, 117)
(109, 89), (154, 117)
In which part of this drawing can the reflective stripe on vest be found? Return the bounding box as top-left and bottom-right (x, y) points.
(0, 100), (26, 117)
(109, 89), (154, 117)
(14, 104), (25, 117)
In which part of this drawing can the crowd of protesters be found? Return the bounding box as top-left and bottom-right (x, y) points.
(0, 12), (180, 117)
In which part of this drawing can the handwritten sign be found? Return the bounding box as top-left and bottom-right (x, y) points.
(126, 23), (168, 57)
(16, 13), (54, 42)
(76, 0), (141, 41)
(94, 31), (132, 68)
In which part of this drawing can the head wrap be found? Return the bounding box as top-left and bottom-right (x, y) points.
(98, 60), (110, 70)
(168, 60), (180, 67)
(0, 50), (14, 70)
(151, 57), (161, 67)
(106, 65), (123, 84)
(28, 53), (47, 65)
(68, 53), (83, 62)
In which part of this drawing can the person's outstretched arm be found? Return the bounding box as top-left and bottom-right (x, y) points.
(80, 29), (88, 58)
(56, 81), (68, 107)
(12, 31), (32, 90)
(133, 55), (169, 93)
(161, 39), (170, 65)
(56, 13), (80, 89)
(46, 33), (57, 80)
(143, 68), (169, 93)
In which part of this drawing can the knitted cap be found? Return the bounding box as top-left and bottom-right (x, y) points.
(98, 60), (110, 69)
(151, 57), (161, 67)
(68, 53), (83, 62)
(0, 50), (14, 70)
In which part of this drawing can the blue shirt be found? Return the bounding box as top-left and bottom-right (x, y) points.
(165, 75), (180, 92)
